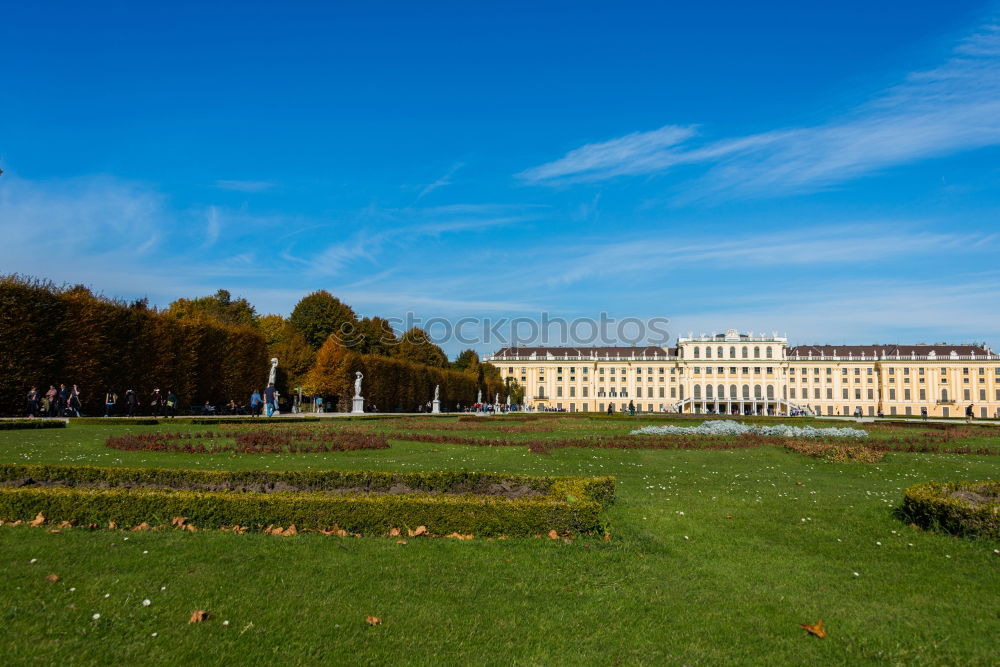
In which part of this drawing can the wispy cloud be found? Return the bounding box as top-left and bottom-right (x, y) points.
(518, 21), (1000, 200)
(213, 179), (275, 192)
(416, 163), (463, 200)
(540, 225), (997, 286)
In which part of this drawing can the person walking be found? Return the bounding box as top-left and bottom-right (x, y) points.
(965, 404), (974, 423)
(104, 390), (117, 417)
(45, 385), (58, 417)
(125, 389), (138, 417)
(165, 389), (178, 418)
(920, 406), (928, 421)
(26, 386), (39, 417)
(250, 389), (262, 417)
(264, 383), (277, 417)
(149, 389), (163, 417)
(69, 384), (82, 417)
(58, 384), (70, 416)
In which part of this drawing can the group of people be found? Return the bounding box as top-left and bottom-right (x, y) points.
(25, 384), (82, 417)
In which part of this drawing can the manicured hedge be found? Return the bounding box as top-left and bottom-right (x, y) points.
(902, 480), (999, 538)
(0, 463), (614, 536)
(0, 463), (614, 504)
(72, 418), (163, 426)
(0, 486), (603, 536)
(0, 419), (67, 431)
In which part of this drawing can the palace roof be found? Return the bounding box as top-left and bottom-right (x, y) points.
(489, 345), (675, 359)
(788, 344), (992, 357)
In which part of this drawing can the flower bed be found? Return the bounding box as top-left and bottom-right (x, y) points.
(0, 464), (614, 536)
(902, 480), (999, 538)
(631, 421), (868, 438)
(105, 429), (389, 454)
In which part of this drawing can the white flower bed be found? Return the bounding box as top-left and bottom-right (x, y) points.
(631, 421), (868, 438)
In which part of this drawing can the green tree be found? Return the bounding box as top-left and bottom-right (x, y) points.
(355, 316), (398, 357)
(451, 349), (480, 373)
(393, 327), (448, 367)
(166, 289), (258, 328)
(289, 290), (359, 350)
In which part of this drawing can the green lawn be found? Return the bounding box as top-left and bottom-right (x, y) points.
(1, 417), (998, 665)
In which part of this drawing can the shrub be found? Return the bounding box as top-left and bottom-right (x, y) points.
(0, 419), (67, 431)
(901, 481), (999, 538)
(0, 463), (615, 536)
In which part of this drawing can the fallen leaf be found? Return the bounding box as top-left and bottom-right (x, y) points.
(269, 526), (284, 536)
(131, 522), (151, 531)
(171, 517), (187, 528)
(184, 524), (197, 532)
(232, 525), (246, 535)
(189, 610), (210, 623)
(548, 530), (559, 540)
(336, 528), (348, 537)
(46, 573), (60, 583)
(408, 526), (427, 537)
(396, 539), (407, 545)
(725, 515), (734, 519)
(365, 616), (382, 626)
(30, 513), (45, 527)
(280, 524), (297, 537)
(108, 521), (117, 530)
(48, 529), (61, 533)
(801, 619), (826, 638)
(58, 521), (73, 529)
(603, 533), (612, 542)
(87, 523), (98, 530)
(389, 528), (400, 537)
(796, 482), (804, 486)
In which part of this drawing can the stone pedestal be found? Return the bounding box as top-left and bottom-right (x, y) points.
(431, 399), (440, 414)
(352, 396), (364, 414)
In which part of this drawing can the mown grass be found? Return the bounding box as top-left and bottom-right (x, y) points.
(1, 417), (998, 665)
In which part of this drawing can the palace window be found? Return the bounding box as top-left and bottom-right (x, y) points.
(904, 389), (910, 400)
(790, 388), (797, 399)
(693, 347), (700, 359)
(754, 367), (761, 374)
(919, 389), (926, 400)
(556, 387), (562, 397)
(889, 389), (896, 400)
(569, 387), (575, 397)
(855, 389), (861, 399)
(705, 347), (712, 358)
(729, 346), (736, 359)
(753, 346), (760, 358)
(842, 388), (848, 399)
(742, 346), (748, 359)
(659, 387), (664, 397)
(941, 389), (948, 401)
(826, 388), (833, 399)
(583, 386), (589, 397)
(766, 347), (773, 359)
(717, 346), (724, 358)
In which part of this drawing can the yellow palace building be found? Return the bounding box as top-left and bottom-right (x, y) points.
(486, 329), (1000, 418)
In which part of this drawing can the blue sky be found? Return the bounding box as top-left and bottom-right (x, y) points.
(2, 1), (999, 356)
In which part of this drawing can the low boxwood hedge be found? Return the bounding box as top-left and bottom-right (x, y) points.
(0, 419), (67, 431)
(0, 463), (614, 536)
(901, 480), (999, 538)
(0, 463), (614, 505)
(0, 486), (603, 536)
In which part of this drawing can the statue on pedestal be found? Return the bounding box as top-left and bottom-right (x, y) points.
(268, 358), (279, 386)
(434, 385), (440, 401)
(354, 371), (363, 398)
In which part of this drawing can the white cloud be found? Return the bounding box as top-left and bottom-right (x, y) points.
(213, 180), (275, 192)
(519, 21), (1000, 199)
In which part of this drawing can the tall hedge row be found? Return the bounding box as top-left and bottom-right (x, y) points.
(0, 277), (268, 416)
(308, 341), (507, 412)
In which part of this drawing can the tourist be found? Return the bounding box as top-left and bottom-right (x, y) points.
(264, 383), (277, 417)
(104, 390), (117, 417)
(965, 404), (974, 423)
(26, 386), (39, 417)
(150, 388), (163, 416)
(45, 385), (58, 417)
(69, 384), (82, 417)
(165, 389), (178, 418)
(58, 384), (70, 416)
(125, 389), (138, 417)
(314, 396), (323, 414)
(250, 389), (262, 416)
(921, 407), (928, 421)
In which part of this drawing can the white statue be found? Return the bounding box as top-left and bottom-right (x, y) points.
(434, 384), (440, 401)
(495, 393), (499, 405)
(268, 357), (279, 386)
(354, 371), (363, 398)
(477, 389), (482, 404)
(506, 394), (511, 406)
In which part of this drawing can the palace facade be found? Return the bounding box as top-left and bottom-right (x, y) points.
(486, 329), (1000, 418)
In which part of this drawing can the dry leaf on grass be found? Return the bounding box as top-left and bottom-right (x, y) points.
(46, 573), (60, 583)
(131, 522), (151, 531)
(408, 526), (427, 537)
(801, 619), (826, 638)
(388, 528), (400, 537)
(30, 513), (46, 527)
(548, 530), (559, 540)
(171, 517), (187, 528)
(603, 533), (612, 542)
(365, 616), (382, 626)
(189, 610), (210, 623)
(108, 521), (117, 530)
(184, 524), (197, 532)
(280, 525), (297, 537)
(396, 540), (407, 545)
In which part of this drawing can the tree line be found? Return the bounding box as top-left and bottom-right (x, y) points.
(0, 277), (520, 415)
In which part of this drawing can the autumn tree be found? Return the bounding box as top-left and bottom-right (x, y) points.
(289, 290), (359, 350)
(393, 327), (447, 367)
(166, 289), (258, 327)
(451, 349), (480, 373)
(354, 316), (398, 357)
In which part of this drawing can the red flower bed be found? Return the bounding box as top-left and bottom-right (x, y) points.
(105, 430), (389, 454)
